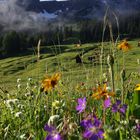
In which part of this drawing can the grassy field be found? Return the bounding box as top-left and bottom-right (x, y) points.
(0, 40), (140, 91)
(0, 39), (140, 140)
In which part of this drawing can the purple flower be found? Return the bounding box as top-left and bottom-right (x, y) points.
(44, 124), (62, 140)
(112, 100), (127, 115)
(80, 119), (92, 128)
(136, 123), (140, 134)
(104, 98), (111, 109)
(81, 116), (104, 140)
(76, 97), (86, 113)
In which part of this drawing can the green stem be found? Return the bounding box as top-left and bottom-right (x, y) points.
(110, 64), (115, 92)
(103, 104), (106, 125)
(119, 130), (123, 140)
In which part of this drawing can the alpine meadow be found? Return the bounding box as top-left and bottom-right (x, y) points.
(0, 0), (140, 140)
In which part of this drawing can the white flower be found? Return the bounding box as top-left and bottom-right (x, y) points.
(25, 92), (31, 97)
(28, 78), (32, 81)
(17, 78), (21, 83)
(19, 134), (26, 139)
(15, 112), (22, 117)
(135, 119), (139, 124)
(17, 104), (24, 109)
(26, 83), (30, 90)
(4, 99), (18, 110)
(48, 115), (59, 126)
(17, 84), (21, 89)
(44, 105), (47, 109)
(4, 99), (18, 105)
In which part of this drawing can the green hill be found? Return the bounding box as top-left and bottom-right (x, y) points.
(0, 40), (140, 92)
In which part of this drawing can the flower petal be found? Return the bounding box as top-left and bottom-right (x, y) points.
(97, 129), (104, 139)
(44, 124), (55, 132)
(104, 98), (111, 109)
(112, 104), (118, 113)
(83, 129), (93, 138)
(119, 104), (127, 115)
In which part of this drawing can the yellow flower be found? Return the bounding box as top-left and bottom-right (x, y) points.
(118, 40), (131, 52)
(92, 84), (115, 100)
(52, 100), (60, 110)
(41, 73), (61, 92)
(134, 84), (140, 91)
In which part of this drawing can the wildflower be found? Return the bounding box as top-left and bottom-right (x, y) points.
(92, 84), (115, 100)
(52, 100), (60, 110)
(81, 116), (104, 140)
(134, 84), (140, 91)
(17, 84), (21, 89)
(104, 98), (111, 109)
(76, 97), (86, 113)
(15, 112), (22, 117)
(4, 99), (19, 111)
(112, 100), (127, 115)
(28, 77), (32, 81)
(136, 123), (140, 134)
(80, 114), (92, 127)
(118, 40), (131, 52)
(44, 124), (62, 140)
(17, 78), (21, 83)
(48, 115), (60, 126)
(19, 134), (26, 139)
(41, 73), (61, 92)
(4, 99), (18, 108)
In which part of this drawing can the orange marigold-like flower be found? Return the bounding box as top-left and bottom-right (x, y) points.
(118, 40), (131, 52)
(41, 73), (61, 92)
(92, 84), (115, 100)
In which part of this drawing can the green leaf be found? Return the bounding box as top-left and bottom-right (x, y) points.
(131, 91), (140, 118)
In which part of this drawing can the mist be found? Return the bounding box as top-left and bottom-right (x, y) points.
(0, 0), (53, 32)
(0, 0), (140, 32)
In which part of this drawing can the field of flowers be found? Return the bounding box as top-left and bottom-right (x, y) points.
(0, 40), (140, 140)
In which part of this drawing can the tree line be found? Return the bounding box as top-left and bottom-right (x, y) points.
(0, 13), (140, 58)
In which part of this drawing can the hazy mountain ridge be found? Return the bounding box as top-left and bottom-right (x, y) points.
(27, 0), (140, 19)
(0, 0), (140, 32)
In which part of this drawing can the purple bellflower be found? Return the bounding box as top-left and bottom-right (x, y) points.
(44, 124), (62, 140)
(136, 123), (140, 134)
(112, 100), (127, 115)
(104, 97), (111, 109)
(76, 97), (86, 113)
(81, 116), (104, 140)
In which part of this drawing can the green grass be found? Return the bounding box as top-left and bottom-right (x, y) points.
(0, 40), (140, 92)
(0, 39), (140, 140)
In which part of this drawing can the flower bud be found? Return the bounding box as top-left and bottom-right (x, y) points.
(120, 69), (126, 81)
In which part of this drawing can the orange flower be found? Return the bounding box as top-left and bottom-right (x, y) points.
(118, 40), (131, 52)
(41, 73), (61, 92)
(92, 84), (115, 100)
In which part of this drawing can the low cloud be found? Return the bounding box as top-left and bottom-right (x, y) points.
(0, 0), (52, 32)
